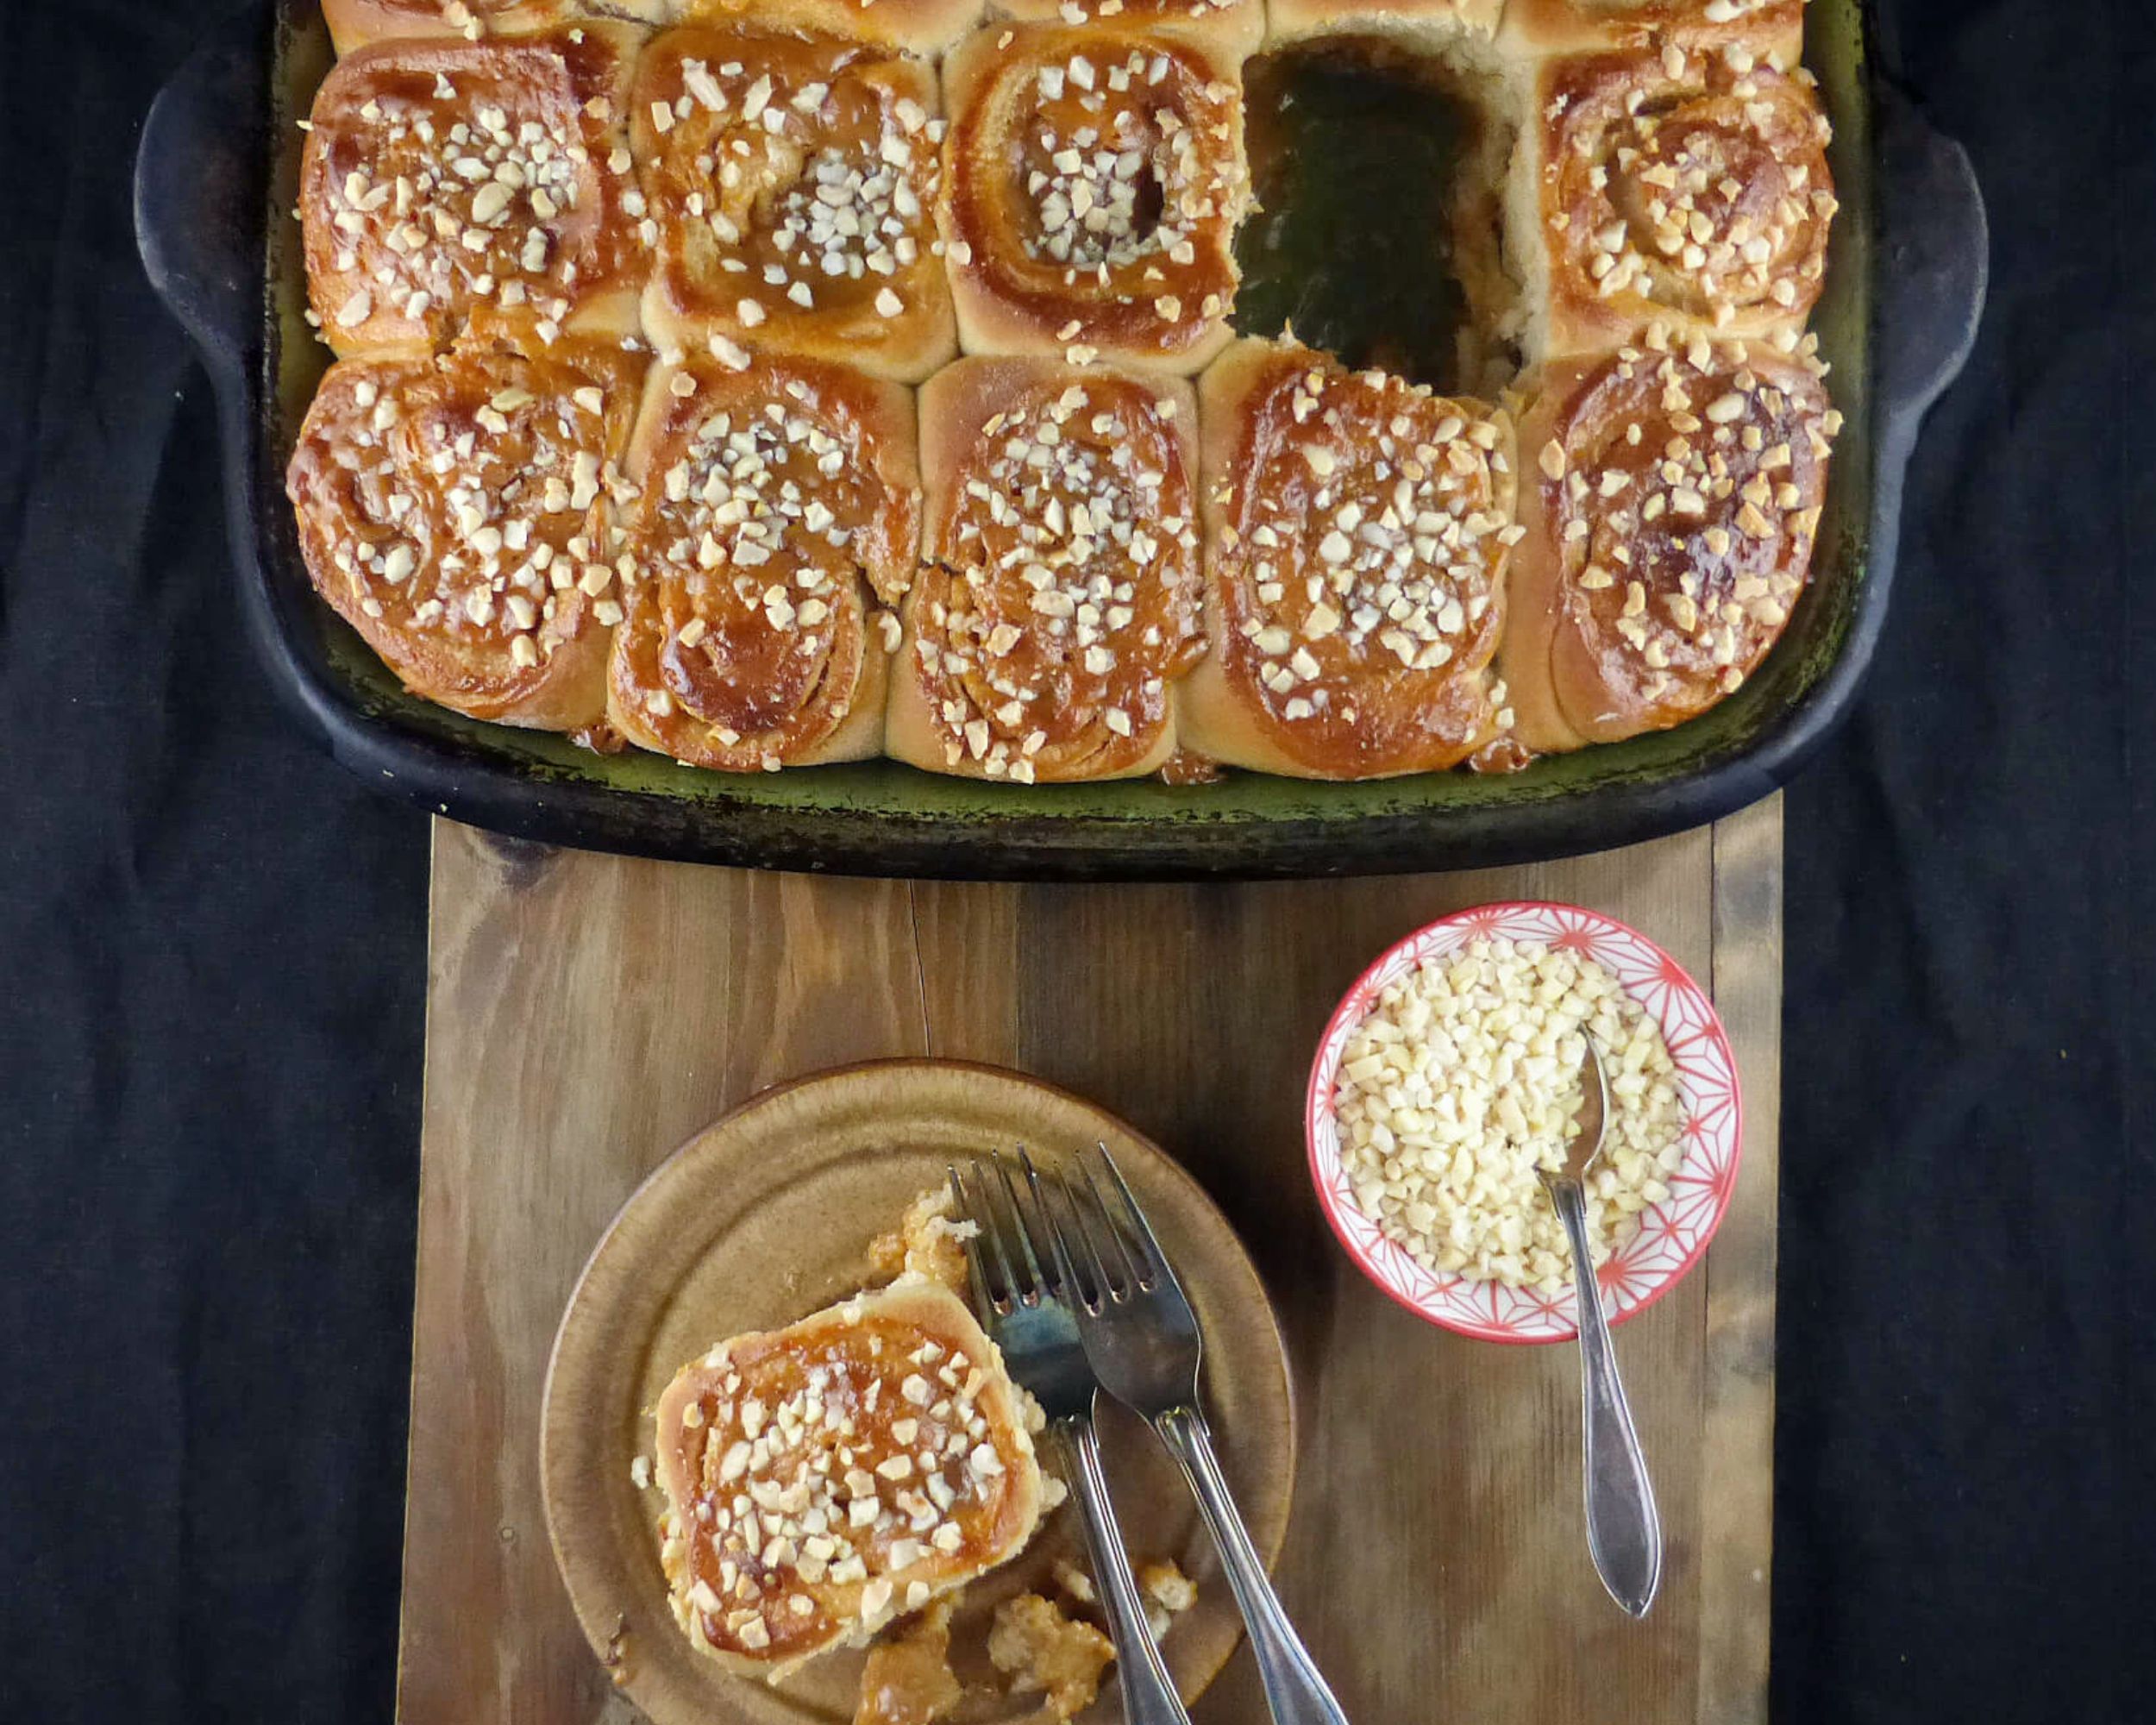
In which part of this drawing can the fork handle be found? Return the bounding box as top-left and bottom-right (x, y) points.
(1156, 1408), (1351, 1725)
(1059, 1421), (1195, 1725)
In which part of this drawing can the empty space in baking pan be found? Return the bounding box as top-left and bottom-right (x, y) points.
(1236, 39), (1520, 400)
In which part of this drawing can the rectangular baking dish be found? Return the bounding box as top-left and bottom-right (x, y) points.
(135, 0), (1984, 881)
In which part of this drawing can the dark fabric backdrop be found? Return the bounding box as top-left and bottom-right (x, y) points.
(1, 0), (2147, 1720)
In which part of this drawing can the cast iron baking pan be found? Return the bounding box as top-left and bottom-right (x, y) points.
(133, 0), (1984, 881)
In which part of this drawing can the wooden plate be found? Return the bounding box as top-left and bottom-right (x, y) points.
(541, 1059), (1296, 1725)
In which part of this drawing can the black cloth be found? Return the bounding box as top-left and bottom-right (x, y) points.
(0, 2), (2147, 1721)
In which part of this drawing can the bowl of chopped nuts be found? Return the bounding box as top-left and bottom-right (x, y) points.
(1307, 901), (1742, 1344)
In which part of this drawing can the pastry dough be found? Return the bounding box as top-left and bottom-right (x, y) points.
(299, 24), (647, 356)
(653, 1280), (1045, 1678)
(320, 0), (668, 57)
(1180, 338), (1519, 778)
(889, 357), (1204, 781)
(285, 334), (642, 728)
(607, 348), (920, 769)
(1498, 333), (1838, 750)
(1499, 0), (1805, 69)
(1506, 40), (1835, 359)
(938, 25), (1250, 374)
(631, 26), (957, 382)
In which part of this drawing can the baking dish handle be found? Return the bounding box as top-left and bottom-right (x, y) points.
(1870, 82), (1988, 479)
(135, 0), (270, 392)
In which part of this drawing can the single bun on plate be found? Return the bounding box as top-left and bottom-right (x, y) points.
(319, 0), (669, 57)
(1179, 338), (1520, 779)
(887, 355), (1205, 781)
(630, 26), (957, 383)
(677, 0), (986, 56)
(285, 333), (644, 730)
(299, 25), (647, 357)
(1507, 40), (1836, 359)
(653, 1280), (1045, 1678)
(987, 0), (1264, 58)
(938, 25), (1250, 375)
(1497, 330), (1839, 750)
(607, 348), (921, 770)
(1498, 0), (1806, 70)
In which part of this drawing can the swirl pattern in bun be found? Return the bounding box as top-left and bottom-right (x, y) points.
(1180, 339), (1521, 779)
(1500, 0), (1805, 66)
(1510, 40), (1835, 358)
(889, 356), (1205, 781)
(607, 349), (921, 771)
(938, 26), (1250, 374)
(1498, 330), (1839, 750)
(299, 25), (647, 357)
(630, 27), (957, 382)
(285, 334), (643, 729)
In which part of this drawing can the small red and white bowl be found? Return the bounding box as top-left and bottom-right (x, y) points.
(1306, 900), (1743, 1345)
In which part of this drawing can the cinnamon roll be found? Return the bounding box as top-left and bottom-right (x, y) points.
(654, 1281), (1044, 1676)
(299, 26), (646, 358)
(284, 335), (643, 730)
(1497, 332), (1839, 750)
(677, 0), (987, 56)
(1178, 339), (1520, 779)
(607, 349), (920, 771)
(1499, 0), (1805, 68)
(1264, 0), (1501, 52)
(1507, 41), (1835, 358)
(938, 26), (1250, 375)
(887, 356), (1205, 781)
(320, 0), (667, 58)
(988, 0), (1264, 59)
(630, 27), (956, 384)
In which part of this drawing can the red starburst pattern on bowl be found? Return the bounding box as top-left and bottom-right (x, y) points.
(1305, 900), (1743, 1345)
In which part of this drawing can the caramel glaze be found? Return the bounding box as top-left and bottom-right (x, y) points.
(285, 336), (643, 726)
(609, 352), (918, 770)
(654, 1297), (1039, 1667)
(300, 25), (644, 355)
(942, 27), (1248, 363)
(1538, 41), (1834, 347)
(914, 367), (1204, 781)
(630, 28), (952, 373)
(1530, 336), (1835, 741)
(1210, 344), (1520, 777)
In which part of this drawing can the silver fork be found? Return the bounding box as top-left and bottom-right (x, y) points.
(949, 1155), (1194, 1725)
(1025, 1145), (1351, 1725)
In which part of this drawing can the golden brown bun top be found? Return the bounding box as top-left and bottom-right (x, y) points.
(1520, 334), (1838, 729)
(912, 358), (1203, 781)
(319, 0), (654, 57)
(630, 27), (950, 373)
(285, 335), (642, 718)
(300, 26), (644, 354)
(624, 348), (920, 606)
(1502, 0), (1806, 63)
(1202, 338), (1517, 776)
(990, 0), (1264, 56)
(940, 26), (1249, 366)
(606, 349), (918, 768)
(1532, 42), (1835, 340)
(679, 0), (986, 54)
(653, 1280), (1043, 1668)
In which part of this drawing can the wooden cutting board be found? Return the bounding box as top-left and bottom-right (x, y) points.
(397, 796), (1781, 1725)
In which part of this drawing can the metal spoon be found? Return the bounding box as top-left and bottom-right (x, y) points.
(1541, 1036), (1664, 1617)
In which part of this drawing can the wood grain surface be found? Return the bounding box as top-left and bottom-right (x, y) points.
(398, 796), (1783, 1725)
